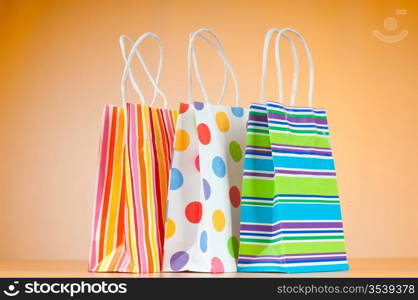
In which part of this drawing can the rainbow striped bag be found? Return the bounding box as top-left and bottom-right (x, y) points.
(89, 33), (177, 273)
(237, 28), (349, 273)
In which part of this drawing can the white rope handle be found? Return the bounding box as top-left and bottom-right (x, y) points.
(120, 32), (168, 107)
(275, 28), (314, 107)
(188, 28), (240, 106)
(189, 31), (228, 105)
(260, 28), (300, 104)
(120, 35), (162, 106)
(120, 35), (146, 104)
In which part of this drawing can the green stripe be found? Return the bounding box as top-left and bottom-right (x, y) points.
(249, 111), (268, 117)
(269, 126), (329, 136)
(241, 236), (345, 243)
(247, 128), (269, 134)
(239, 241), (347, 256)
(242, 178), (274, 198)
(246, 133), (271, 148)
(269, 132), (330, 148)
(274, 176), (338, 195)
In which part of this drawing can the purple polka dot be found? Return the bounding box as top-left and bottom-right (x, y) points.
(194, 102), (204, 110)
(202, 178), (211, 200)
(170, 251), (189, 271)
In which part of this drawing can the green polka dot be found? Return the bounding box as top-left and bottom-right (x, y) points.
(227, 236), (239, 259)
(229, 141), (242, 162)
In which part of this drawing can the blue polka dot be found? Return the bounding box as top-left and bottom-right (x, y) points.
(194, 102), (204, 110)
(231, 107), (244, 117)
(200, 231), (207, 252)
(212, 156), (226, 178)
(169, 168), (183, 190)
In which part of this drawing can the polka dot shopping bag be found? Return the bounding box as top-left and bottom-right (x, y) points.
(89, 33), (177, 273)
(237, 28), (349, 273)
(163, 29), (248, 273)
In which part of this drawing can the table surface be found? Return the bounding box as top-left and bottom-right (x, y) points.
(0, 258), (417, 278)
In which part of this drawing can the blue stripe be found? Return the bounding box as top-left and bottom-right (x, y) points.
(248, 122), (268, 127)
(250, 104), (267, 111)
(272, 149), (332, 156)
(237, 263), (349, 273)
(244, 158), (274, 172)
(245, 151), (271, 156)
(240, 204), (343, 222)
(266, 102), (326, 114)
(272, 156), (335, 170)
(240, 230), (344, 237)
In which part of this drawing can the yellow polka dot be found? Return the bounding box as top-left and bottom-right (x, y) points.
(165, 218), (176, 239)
(215, 112), (230, 132)
(175, 129), (190, 151)
(212, 209), (225, 232)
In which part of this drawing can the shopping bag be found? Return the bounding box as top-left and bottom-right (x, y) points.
(122, 33), (178, 273)
(163, 28), (248, 273)
(237, 28), (349, 273)
(89, 32), (177, 273)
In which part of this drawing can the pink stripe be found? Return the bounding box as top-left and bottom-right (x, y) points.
(162, 110), (175, 161)
(128, 103), (148, 272)
(89, 105), (112, 270)
(166, 111), (175, 146)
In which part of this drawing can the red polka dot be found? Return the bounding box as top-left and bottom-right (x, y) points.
(195, 155), (200, 172)
(179, 103), (189, 114)
(229, 186), (241, 208)
(185, 202), (202, 224)
(210, 257), (224, 273)
(197, 123), (211, 145)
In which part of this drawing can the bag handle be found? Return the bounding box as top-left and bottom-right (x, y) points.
(120, 32), (168, 107)
(260, 28), (300, 105)
(187, 28), (240, 106)
(189, 31), (228, 105)
(273, 28), (314, 107)
(119, 35), (162, 106)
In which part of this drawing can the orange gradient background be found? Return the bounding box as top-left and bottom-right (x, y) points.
(0, 0), (417, 261)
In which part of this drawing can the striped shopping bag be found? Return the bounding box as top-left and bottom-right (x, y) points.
(237, 28), (349, 273)
(89, 33), (177, 273)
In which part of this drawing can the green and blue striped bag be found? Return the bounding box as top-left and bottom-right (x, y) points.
(237, 28), (349, 273)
